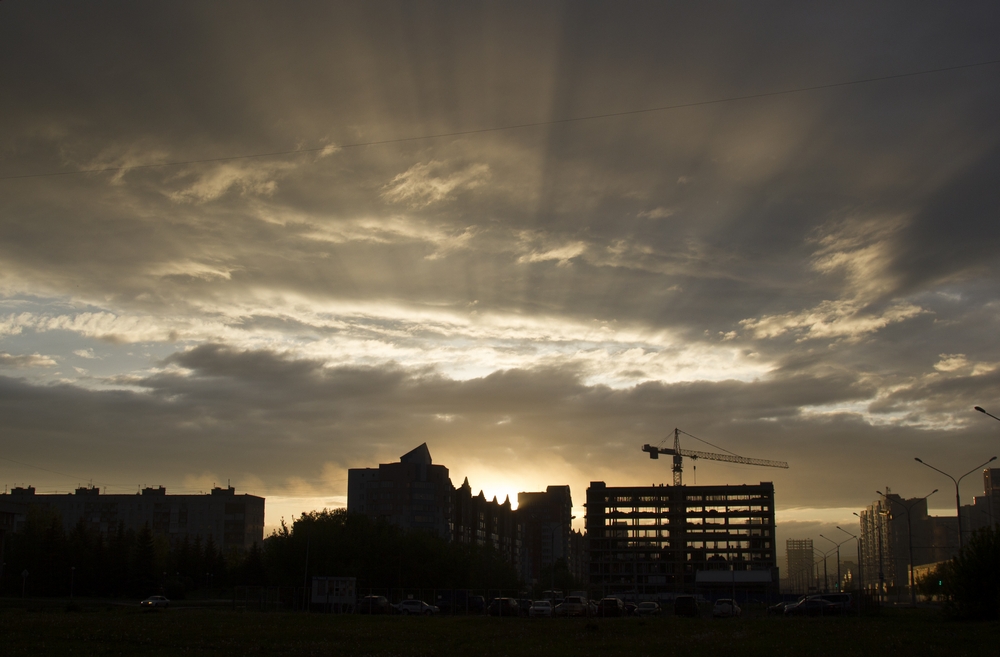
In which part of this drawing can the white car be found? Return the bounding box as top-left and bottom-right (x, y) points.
(395, 599), (439, 615)
(528, 599), (553, 617)
(712, 598), (741, 618)
(140, 595), (169, 608)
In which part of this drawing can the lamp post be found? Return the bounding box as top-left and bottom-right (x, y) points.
(914, 456), (997, 550)
(836, 526), (862, 617)
(819, 534), (849, 592)
(813, 547), (833, 592)
(877, 489), (936, 607)
(974, 406), (1000, 423)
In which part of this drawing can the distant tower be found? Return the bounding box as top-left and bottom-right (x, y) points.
(786, 539), (814, 594)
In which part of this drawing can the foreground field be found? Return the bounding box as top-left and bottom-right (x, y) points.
(1, 602), (995, 657)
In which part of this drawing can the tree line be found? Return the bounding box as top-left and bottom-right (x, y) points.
(1, 506), (523, 599)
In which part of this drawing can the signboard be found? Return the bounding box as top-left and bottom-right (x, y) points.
(311, 576), (356, 605)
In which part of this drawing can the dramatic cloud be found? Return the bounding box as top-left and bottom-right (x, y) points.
(3, 2), (1000, 558)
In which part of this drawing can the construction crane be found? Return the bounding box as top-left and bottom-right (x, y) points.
(642, 428), (788, 486)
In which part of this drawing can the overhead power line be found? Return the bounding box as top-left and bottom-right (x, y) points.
(2, 57), (999, 182)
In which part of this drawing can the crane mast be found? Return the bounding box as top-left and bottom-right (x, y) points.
(642, 427), (788, 486)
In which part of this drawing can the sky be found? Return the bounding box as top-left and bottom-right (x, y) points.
(3, 2), (1000, 567)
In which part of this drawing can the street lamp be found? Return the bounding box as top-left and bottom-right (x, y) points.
(877, 489), (937, 607)
(836, 526), (862, 617)
(974, 406), (1000, 423)
(819, 534), (849, 592)
(914, 456), (997, 550)
(813, 546), (834, 593)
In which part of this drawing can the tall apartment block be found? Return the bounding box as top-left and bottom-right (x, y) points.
(347, 444), (585, 583)
(860, 488), (957, 598)
(586, 481), (778, 598)
(785, 538), (814, 594)
(1, 484), (264, 552)
(517, 486), (575, 585)
(347, 443), (454, 540)
(964, 467), (1000, 533)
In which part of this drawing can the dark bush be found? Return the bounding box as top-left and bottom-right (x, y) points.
(944, 526), (1000, 620)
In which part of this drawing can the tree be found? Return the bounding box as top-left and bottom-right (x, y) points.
(944, 525), (1000, 619)
(131, 523), (158, 596)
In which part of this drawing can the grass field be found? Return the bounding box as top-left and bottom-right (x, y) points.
(1, 601), (996, 657)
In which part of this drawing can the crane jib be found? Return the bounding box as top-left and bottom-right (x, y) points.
(640, 440), (789, 474)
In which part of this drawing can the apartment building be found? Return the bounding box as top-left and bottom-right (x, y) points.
(1, 484), (264, 552)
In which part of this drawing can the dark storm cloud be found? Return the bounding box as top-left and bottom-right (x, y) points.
(3, 1), (1000, 530)
(4, 344), (991, 510)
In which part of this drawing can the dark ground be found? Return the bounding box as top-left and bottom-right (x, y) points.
(1, 599), (995, 657)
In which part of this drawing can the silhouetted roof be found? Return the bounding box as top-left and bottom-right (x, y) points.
(400, 443), (433, 465)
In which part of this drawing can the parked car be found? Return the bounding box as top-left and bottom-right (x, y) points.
(437, 594), (485, 615)
(596, 597), (625, 617)
(784, 598), (839, 617)
(767, 598), (803, 616)
(634, 601), (661, 617)
(396, 599), (439, 615)
(554, 595), (589, 617)
(487, 597), (521, 617)
(140, 595), (169, 608)
(712, 599), (741, 618)
(467, 595), (486, 615)
(528, 599), (553, 618)
(673, 595), (699, 617)
(357, 595), (391, 614)
(809, 593), (852, 612)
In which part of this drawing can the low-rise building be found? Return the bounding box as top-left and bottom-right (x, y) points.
(453, 477), (522, 566)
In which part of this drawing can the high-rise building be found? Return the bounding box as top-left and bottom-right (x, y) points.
(517, 486), (574, 585)
(347, 444), (523, 567)
(586, 481), (778, 598)
(350, 445), (586, 582)
(860, 489), (957, 600)
(1, 484), (264, 552)
(964, 468), (1000, 534)
(785, 538), (814, 594)
(347, 443), (454, 540)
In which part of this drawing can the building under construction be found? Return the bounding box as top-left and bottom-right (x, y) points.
(586, 481), (778, 599)
(785, 538), (815, 594)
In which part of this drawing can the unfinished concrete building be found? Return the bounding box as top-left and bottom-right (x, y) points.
(586, 481), (778, 599)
